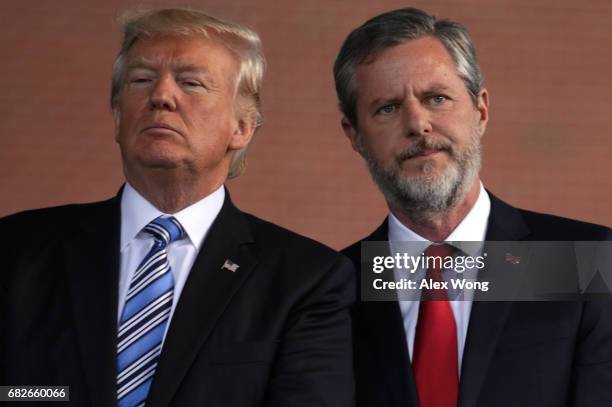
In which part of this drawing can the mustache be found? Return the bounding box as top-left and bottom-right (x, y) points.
(396, 137), (453, 162)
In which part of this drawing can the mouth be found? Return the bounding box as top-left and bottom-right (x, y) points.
(141, 123), (182, 136)
(400, 148), (447, 163)
(409, 148), (442, 159)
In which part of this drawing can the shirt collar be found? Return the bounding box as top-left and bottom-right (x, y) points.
(120, 183), (225, 251)
(388, 182), (491, 255)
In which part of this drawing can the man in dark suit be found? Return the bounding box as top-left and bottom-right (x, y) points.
(1, 8), (354, 407)
(333, 8), (612, 407)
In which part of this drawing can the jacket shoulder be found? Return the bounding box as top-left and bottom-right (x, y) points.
(516, 208), (611, 241)
(238, 212), (355, 303)
(2, 204), (81, 228)
(342, 240), (361, 268)
(0, 199), (117, 245)
(242, 212), (349, 264)
(341, 219), (388, 267)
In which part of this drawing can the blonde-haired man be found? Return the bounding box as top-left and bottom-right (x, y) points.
(1, 9), (354, 407)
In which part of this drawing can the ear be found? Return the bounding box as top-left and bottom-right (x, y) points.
(476, 88), (489, 135)
(113, 108), (121, 143)
(341, 116), (362, 154)
(228, 110), (257, 151)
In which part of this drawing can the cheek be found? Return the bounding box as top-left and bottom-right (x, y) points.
(114, 108), (143, 146)
(360, 135), (396, 164)
(357, 122), (387, 147)
(116, 112), (132, 136)
(119, 101), (145, 128)
(431, 116), (464, 142)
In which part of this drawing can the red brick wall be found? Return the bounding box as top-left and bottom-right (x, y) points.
(1, 0), (610, 249)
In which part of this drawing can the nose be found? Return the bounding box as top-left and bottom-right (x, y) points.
(149, 75), (177, 111)
(402, 100), (432, 137)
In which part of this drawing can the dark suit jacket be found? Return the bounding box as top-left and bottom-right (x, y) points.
(0, 191), (355, 406)
(344, 193), (612, 407)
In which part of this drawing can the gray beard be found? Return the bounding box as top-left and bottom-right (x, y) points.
(359, 131), (482, 224)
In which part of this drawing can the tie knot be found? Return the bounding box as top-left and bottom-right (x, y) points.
(424, 242), (455, 259)
(423, 243), (455, 287)
(143, 216), (185, 246)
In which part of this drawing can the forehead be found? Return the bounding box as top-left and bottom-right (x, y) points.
(125, 34), (238, 78)
(355, 36), (465, 98)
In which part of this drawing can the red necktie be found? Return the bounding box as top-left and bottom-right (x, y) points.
(412, 244), (458, 407)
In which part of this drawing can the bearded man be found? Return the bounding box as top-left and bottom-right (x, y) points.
(334, 7), (612, 407)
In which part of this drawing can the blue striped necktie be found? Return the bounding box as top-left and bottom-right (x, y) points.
(117, 216), (185, 407)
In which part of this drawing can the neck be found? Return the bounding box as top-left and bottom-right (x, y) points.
(389, 179), (481, 242)
(125, 167), (226, 213)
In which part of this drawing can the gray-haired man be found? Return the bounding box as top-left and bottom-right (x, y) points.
(335, 7), (612, 407)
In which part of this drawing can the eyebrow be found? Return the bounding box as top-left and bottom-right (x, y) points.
(423, 84), (453, 93)
(366, 84), (455, 109)
(126, 57), (211, 75)
(125, 57), (219, 88)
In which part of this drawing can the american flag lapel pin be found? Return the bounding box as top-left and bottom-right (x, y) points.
(221, 259), (240, 272)
(505, 253), (521, 265)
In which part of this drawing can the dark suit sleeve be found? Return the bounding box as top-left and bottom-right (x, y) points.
(569, 228), (612, 405)
(0, 282), (7, 383)
(264, 255), (356, 407)
(570, 300), (612, 406)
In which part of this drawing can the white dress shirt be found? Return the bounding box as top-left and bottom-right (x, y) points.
(388, 182), (491, 375)
(118, 183), (225, 341)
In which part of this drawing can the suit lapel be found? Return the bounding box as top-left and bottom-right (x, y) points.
(147, 193), (258, 407)
(458, 192), (530, 407)
(64, 197), (121, 407)
(359, 301), (419, 405)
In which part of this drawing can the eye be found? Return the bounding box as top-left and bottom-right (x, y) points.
(129, 77), (152, 84)
(180, 79), (203, 88)
(428, 95), (448, 105)
(376, 104), (398, 115)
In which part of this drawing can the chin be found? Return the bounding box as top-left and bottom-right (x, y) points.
(136, 152), (184, 169)
(401, 159), (446, 180)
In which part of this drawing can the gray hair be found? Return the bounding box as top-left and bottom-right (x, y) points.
(333, 7), (483, 128)
(110, 8), (265, 178)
